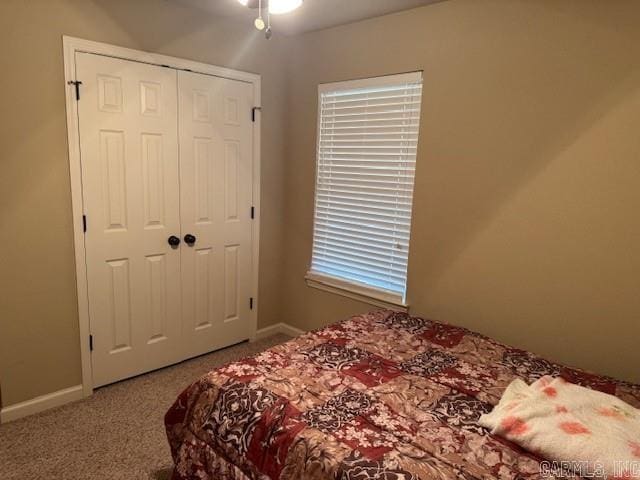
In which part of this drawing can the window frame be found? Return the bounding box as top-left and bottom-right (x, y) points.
(306, 71), (423, 310)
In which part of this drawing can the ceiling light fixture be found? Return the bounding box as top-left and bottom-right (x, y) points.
(268, 0), (303, 15)
(237, 0), (303, 39)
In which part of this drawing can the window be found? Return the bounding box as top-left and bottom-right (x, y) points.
(307, 72), (423, 307)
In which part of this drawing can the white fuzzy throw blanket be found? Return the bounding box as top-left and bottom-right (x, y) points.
(479, 376), (640, 479)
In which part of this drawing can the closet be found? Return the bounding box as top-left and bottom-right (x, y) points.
(75, 52), (255, 387)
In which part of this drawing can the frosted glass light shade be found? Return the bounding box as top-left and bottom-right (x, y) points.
(269, 0), (302, 14)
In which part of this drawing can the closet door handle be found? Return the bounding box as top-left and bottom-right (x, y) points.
(168, 235), (181, 247)
(184, 234), (196, 245)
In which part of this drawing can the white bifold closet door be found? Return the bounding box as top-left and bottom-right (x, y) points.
(77, 53), (183, 387)
(178, 71), (253, 359)
(76, 53), (254, 388)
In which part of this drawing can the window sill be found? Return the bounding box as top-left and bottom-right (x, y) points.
(305, 272), (408, 312)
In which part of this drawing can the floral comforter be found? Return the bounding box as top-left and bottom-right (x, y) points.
(165, 310), (640, 480)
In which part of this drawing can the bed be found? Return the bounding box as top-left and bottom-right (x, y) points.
(165, 310), (640, 479)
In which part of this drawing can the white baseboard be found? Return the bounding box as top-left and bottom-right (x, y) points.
(0, 384), (84, 424)
(278, 323), (306, 338)
(0, 325), (303, 423)
(254, 322), (306, 341)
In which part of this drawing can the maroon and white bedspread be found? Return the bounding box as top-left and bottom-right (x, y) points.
(165, 310), (640, 480)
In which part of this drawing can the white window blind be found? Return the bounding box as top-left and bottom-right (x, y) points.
(308, 72), (423, 306)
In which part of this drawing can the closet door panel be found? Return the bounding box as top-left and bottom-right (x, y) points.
(178, 71), (253, 358)
(77, 53), (182, 387)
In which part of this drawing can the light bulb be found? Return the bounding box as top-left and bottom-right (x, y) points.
(237, 0), (249, 5)
(254, 17), (265, 30)
(269, 0), (303, 15)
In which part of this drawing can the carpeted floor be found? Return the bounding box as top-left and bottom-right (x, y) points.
(0, 334), (290, 480)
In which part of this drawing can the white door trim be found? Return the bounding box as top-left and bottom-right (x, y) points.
(63, 36), (261, 398)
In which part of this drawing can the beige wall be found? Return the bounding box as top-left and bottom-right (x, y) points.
(0, 0), (289, 406)
(282, 0), (640, 383)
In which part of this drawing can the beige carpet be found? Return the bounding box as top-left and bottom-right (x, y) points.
(0, 334), (290, 480)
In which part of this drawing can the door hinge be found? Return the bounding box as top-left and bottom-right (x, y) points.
(89, 334), (93, 352)
(82, 215), (87, 233)
(249, 297), (254, 310)
(68, 80), (82, 101)
(251, 106), (261, 122)
(250, 206), (255, 219)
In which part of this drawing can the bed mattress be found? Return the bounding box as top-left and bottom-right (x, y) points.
(165, 310), (640, 479)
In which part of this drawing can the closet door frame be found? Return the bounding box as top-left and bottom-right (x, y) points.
(63, 36), (261, 397)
